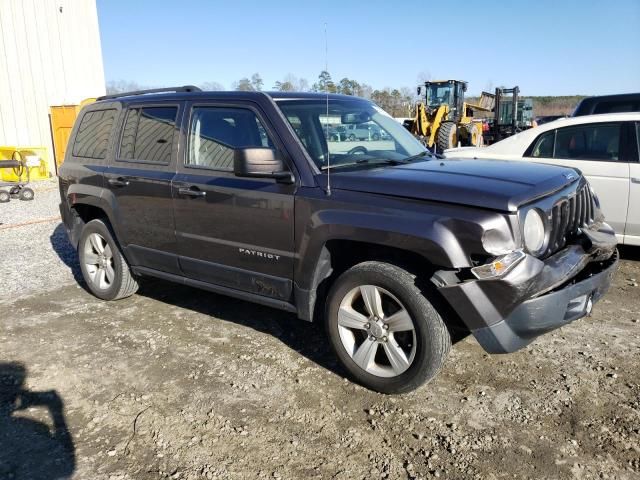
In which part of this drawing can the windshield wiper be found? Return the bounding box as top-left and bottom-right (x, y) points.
(402, 151), (435, 162)
(321, 158), (409, 170)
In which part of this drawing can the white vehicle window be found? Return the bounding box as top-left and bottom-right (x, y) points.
(530, 131), (555, 158)
(554, 124), (621, 161)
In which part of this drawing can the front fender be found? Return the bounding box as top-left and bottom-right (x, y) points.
(294, 188), (518, 291)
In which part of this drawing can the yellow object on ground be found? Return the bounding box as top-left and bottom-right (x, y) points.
(0, 146), (51, 182)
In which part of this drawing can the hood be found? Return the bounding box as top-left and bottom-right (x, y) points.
(327, 158), (580, 212)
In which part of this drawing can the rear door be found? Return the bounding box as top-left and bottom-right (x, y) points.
(104, 102), (184, 274)
(172, 101), (296, 300)
(526, 122), (629, 236)
(624, 122), (640, 243)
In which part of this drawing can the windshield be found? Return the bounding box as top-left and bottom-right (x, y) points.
(425, 83), (454, 108)
(275, 98), (428, 171)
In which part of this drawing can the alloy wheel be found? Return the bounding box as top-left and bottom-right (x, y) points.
(83, 233), (115, 290)
(337, 285), (417, 377)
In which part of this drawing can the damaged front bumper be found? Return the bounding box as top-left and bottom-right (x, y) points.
(435, 223), (618, 353)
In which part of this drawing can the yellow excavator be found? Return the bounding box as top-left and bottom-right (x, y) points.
(410, 80), (494, 152)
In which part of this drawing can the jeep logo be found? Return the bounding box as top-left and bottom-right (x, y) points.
(239, 248), (281, 261)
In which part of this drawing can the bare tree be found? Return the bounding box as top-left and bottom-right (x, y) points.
(416, 70), (431, 85)
(273, 80), (295, 91)
(484, 80), (494, 92)
(297, 77), (309, 92)
(106, 80), (150, 94)
(274, 74), (308, 92)
(199, 81), (225, 91)
(251, 73), (263, 91)
(233, 78), (254, 91)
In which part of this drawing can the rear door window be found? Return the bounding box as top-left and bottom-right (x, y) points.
(554, 123), (621, 161)
(186, 106), (274, 171)
(119, 106), (178, 163)
(72, 109), (116, 159)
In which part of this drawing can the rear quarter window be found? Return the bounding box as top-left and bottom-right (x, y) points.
(72, 109), (116, 159)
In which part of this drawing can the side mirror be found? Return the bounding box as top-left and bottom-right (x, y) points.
(234, 148), (293, 183)
(417, 86), (422, 95)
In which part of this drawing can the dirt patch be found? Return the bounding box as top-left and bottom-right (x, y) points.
(1, 254), (639, 479)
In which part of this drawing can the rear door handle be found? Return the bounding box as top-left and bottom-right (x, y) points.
(108, 177), (130, 187)
(631, 178), (640, 184)
(178, 186), (207, 197)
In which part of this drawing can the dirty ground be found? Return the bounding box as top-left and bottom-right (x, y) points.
(0, 191), (639, 479)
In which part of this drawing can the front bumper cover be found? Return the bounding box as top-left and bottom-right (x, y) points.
(436, 223), (618, 353)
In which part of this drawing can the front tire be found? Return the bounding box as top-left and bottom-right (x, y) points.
(437, 121), (457, 152)
(325, 261), (451, 394)
(78, 219), (138, 301)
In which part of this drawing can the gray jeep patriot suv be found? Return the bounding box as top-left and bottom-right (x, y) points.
(58, 86), (618, 393)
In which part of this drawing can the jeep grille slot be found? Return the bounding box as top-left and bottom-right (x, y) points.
(545, 184), (595, 257)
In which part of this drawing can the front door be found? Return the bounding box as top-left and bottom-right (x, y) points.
(104, 103), (183, 274)
(172, 102), (296, 300)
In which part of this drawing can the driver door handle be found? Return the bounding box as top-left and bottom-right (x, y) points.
(178, 186), (207, 198)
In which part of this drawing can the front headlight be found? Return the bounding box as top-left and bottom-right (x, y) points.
(523, 209), (546, 255)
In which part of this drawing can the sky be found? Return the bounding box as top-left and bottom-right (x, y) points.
(97, 0), (640, 96)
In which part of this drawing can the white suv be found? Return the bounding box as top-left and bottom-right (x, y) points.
(445, 113), (640, 245)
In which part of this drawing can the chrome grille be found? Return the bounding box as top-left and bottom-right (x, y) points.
(545, 184), (596, 256)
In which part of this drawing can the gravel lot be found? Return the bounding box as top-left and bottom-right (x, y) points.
(1, 179), (639, 479)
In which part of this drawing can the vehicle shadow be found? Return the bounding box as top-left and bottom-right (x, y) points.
(136, 278), (342, 376)
(619, 245), (640, 261)
(0, 362), (75, 479)
(136, 278), (470, 380)
(49, 222), (84, 286)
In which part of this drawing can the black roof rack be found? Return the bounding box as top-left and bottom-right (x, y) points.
(97, 85), (202, 101)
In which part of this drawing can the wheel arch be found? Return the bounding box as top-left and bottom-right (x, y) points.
(64, 184), (123, 251)
(295, 237), (451, 323)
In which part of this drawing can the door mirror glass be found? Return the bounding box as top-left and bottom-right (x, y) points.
(234, 148), (292, 182)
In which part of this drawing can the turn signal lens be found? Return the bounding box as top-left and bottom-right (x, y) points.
(471, 250), (526, 280)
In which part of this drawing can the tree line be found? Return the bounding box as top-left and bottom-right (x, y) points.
(106, 74), (584, 118)
(106, 70), (416, 117)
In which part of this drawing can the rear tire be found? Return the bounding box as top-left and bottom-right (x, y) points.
(465, 123), (481, 147)
(437, 121), (457, 152)
(325, 261), (451, 394)
(0, 190), (9, 203)
(78, 219), (138, 301)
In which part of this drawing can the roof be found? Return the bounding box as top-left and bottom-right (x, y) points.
(94, 88), (363, 105)
(573, 92), (640, 116)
